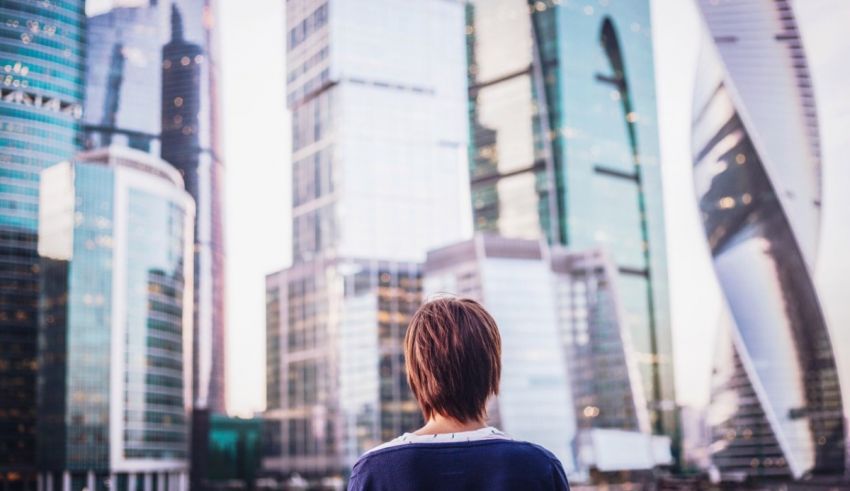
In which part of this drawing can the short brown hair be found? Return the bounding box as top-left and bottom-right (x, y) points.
(404, 297), (501, 423)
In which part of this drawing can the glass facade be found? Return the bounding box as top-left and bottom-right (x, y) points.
(84, 0), (227, 415)
(84, 5), (161, 153)
(264, 0), (470, 482)
(264, 260), (423, 478)
(160, 0), (228, 414)
(694, 0), (846, 479)
(466, 0), (676, 443)
(286, 0), (469, 264)
(205, 415), (262, 487)
(0, 0), (85, 485)
(552, 249), (648, 435)
(36, 148), (194, 490)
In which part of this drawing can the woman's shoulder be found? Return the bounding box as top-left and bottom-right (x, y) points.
(349, 439), (570, 490)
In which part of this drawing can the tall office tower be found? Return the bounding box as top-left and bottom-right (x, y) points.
(552, 249), (649, 436)
(264, 0), (469, 482)
(36, 147), (194, 491)
(466, 0), (675, 442)
(692, 0), (846, 481)
(423, 235), (576, 471)
(160, 0), (227, 414)
(84, 4), (162, 153)
(0, 0), (84, 487)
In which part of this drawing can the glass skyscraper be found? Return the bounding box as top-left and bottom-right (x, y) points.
(264, 0), (469, 482)
(0, 0), (85, 486)
(466, 0), (675, 444)
(693, 0), (846, 480)
(160, 0), (227, 415)
(36, 147), (194, 491)
(83, 0), (227, 414)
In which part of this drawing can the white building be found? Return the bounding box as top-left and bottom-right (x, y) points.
(37, 147), (195, 491)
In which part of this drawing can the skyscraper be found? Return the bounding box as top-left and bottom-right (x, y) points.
(83, 0), (228, 415)
(36, 147), (194, 491)
(692, 0), (846, 480)
(161, 1), (227, 414)
(466, 0), (675, 443)
(264, 0), (469, 482)
(0, 1), (85, 486)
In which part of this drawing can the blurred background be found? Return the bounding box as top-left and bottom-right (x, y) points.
(1, 0), (849, 489)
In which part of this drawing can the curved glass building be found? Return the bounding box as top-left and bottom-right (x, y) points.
(0, 0), (85, 485)
(37, 146), (194, 490)
(692, 0), (846, 480)
(466, 0), (676, 445)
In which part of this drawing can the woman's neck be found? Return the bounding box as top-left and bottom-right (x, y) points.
(413, 414), (487, 436)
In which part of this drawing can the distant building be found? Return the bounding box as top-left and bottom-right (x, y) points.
(692, 0), (846, 481)
(423, 235), (576, 470)
(264, 0), (470, 481)
(84, 5), (162, 153)
(160, 0), (228, 416)
(265, 260), (423, 478)
(466, 0), (677, 446)
(0, 0), (85, 486)
(423, 234), (672, 479)
(37, 147), (194, 491)
(192, 413), (262, 491)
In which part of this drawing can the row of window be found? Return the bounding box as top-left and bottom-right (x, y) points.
(288, 3), (328, 50)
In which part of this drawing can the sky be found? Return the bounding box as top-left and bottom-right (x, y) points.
(90, 0), (850, 418)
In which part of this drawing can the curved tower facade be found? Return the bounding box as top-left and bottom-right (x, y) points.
(692, 0), (846, 479)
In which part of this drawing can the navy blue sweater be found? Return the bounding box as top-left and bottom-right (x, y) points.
(347, 440), (570, 491)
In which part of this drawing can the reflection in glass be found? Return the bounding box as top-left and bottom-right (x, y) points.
(693, 0), (845, 478)
(466, 0), (676, 447)
(36, 147), (195, 487)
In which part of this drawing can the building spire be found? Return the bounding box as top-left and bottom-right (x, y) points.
(170, 3), (184, 42)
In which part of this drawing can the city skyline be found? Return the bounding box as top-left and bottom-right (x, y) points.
(0, 0), (848, 487)
(213, 0), (850, 420)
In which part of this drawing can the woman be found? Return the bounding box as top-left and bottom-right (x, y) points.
(348, 297), (570, 490)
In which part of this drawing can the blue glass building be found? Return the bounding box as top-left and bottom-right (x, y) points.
(467, 0), (675, 443)
(0, 0), (85, 486)
(37, 147), (194, 491)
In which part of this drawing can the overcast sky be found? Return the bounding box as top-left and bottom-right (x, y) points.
(91, 0), (850, 418)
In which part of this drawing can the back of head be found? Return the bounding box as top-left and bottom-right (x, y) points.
(404, 296), (502, 423)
